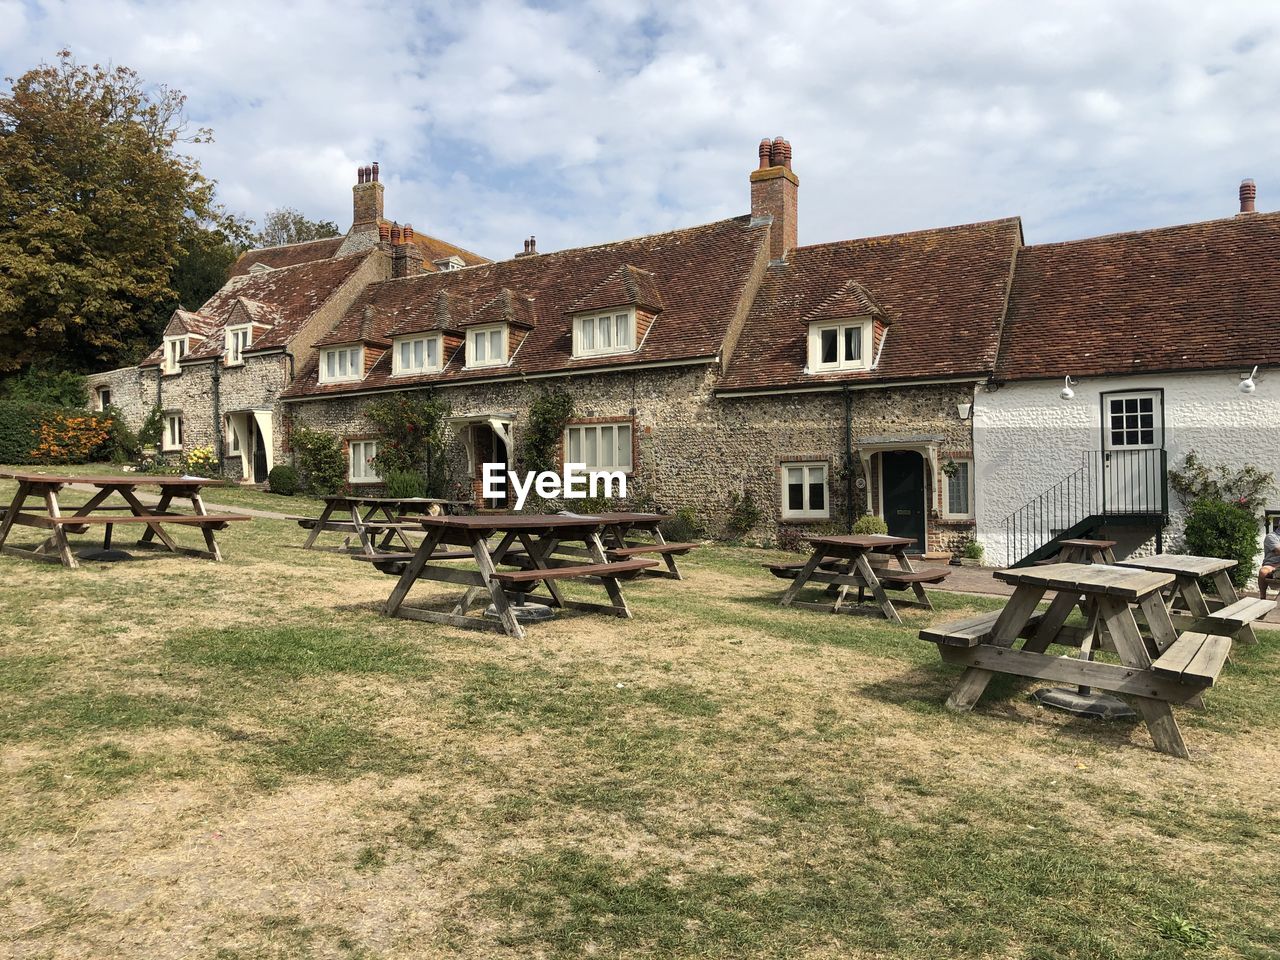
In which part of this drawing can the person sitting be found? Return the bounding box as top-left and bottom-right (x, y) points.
(1261, 518), (1280, 600)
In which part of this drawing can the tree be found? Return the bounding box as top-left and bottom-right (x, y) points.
(0, 50), (248, 374)
(255, 207), (340, 248)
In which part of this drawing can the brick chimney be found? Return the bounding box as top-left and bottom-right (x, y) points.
(392, 224), (424, 278)
(1239, 178), (1257, 215)
(353, 162), (384, 226)
(750, 136), (798, 261)
(514, 235), (538, 258)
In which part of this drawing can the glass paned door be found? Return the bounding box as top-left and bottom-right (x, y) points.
(1102, 392), (1163, 514)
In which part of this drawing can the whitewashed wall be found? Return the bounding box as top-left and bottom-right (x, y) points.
(973, 370), (1279, 567)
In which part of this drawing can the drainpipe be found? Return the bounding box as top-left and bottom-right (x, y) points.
(211, 362), (223, 466)
(843, 387), (854, 533)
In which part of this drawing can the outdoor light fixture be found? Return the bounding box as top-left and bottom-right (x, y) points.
(1060, 376), (1077, 401)
(957, 402), (972, 420)
(1240, 366), (1259, 395)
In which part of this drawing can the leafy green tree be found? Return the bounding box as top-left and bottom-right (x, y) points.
(256, 207), (340, 248)
(0, 365), (87, 406)
(0, 50), (247, 373)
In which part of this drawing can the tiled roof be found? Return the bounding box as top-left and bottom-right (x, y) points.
(229, 237), (345, 277)
(143, 252), (374, 366)
(409, 231), (489, 270)
(718, 218), (1022, 392)
(996, 212), (1280, 381)
(282, 215), (770, 398)
(568, 264), (665, 315)
(461, 289), (537, 329)
(804, 280), (891, 324)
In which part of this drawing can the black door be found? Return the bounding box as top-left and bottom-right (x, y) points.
(251, 419), (268, 483)
(882, 451), (926, 550)
(475, 424), (507, 508)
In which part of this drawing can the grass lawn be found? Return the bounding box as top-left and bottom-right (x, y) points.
(1, 486), (1278, 958)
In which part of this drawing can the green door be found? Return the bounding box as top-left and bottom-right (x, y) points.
(882, 450), (926, 549)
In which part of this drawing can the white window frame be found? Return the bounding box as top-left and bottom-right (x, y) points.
(348, 439), (381, 484)
(318, 345), (364, 384)
(392, 334), (443, 376)
(1103, 391), (1163, 450)
(807, 320), (869, 373)
(163, 413), (184, 452)
(781, 461), (829, 520)
(572, 309), (636, 358)
(466, 324), (507, 369)
(942, 459), (974, 520)
(224, 324), (252, 366)
(162, 336), (188, 375)
(564, 422), (633, 473)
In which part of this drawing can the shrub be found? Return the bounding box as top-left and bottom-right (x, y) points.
(661, 507), (705, 543)
(0, 366), (87, 406)
(723, 491), (762, 541)
(382, 468), (426, 499)
(291, 428), (347, 495)
(520, 390), (574, 474)
(1181, 497), (1261, 588)
(184, 446), (218, 474)
(104, 408), (140, 463)
(267, 465), (300, 496)
(775, 525), (809, 553)
(28, 410), (113, 464)
(137, 405), (164, 451)
(962, 539), (985, 560)
(1170, 451), (1274, 517)
(852, 514), (889, 536)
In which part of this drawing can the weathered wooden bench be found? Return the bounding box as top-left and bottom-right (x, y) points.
(878, 568), (953, 589)
(919, 611), (1046, 646)
(607, 542), (696, 559)
(351, 550), (471, 575)
(491, 558), (656, 586)
(289, 516), (421, 532)
(1149, 632), (1232, 687)
(1186, 596), (1275, 634)
(48, 514), (248, 531)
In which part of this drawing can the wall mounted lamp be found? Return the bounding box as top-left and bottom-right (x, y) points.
(1060, 376), (1077, 401)
(1240, 366), (1259, 395)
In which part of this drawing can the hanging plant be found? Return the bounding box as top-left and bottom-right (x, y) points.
(941, 458), (960, 479)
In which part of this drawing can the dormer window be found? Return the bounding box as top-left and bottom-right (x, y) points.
(393, 334), (442, 376)
(225, 325), (252, 366)
(319, 345), (364, 383)
(162, 336), (188, 375)
(573, 310), (635, 358)
(807, 320), (869, 373)
(433, 256), (465, 272)
(466, 324), (506, 368)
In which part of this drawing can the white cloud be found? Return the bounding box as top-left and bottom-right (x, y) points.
(3, 0), (1279, 258)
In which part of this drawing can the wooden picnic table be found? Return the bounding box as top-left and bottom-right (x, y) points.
(1115, 554), (1273, 646)
(552, 512), (696, 580)
(921, 562), (1235, 758)
(363, 513), (657, 639)
(292, 494), (472, 557)
(767, 534), (952, 624)
(1047, 537), (1117, 564)
(0, 470), (250, 568)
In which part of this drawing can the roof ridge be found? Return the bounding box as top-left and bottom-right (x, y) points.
(793, 216), (1022, 254)
(499, 214), (759, 265)
(1021, 209), (1280, 251)
(238, 235), (344, 255)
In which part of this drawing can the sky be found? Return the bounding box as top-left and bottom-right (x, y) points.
(3, 0), (1279, 260)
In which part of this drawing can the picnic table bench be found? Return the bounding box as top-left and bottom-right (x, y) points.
(293, 494), (472, 557)
(1115, 554), (1272, 645)
(920, 562), (1233, 758)
(767, 534), (951, 624)
(0, 471), (250, 567)
(370, 513), (657, 639)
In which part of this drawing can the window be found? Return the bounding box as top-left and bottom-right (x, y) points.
(573, 311), (635, 357)
(163, 413), (183, 452)
(319, 346), (364, 383)
(564, 422), (633, 471)
(466, 324), (506, 368)
(943, 459), (973, 519)
(225, 416), (240, 454)
(781, 462), (828, 519)
(433, 256), (465, 271)
(1105, 392), (1161, 448)
(807, 321), (868, 372)
(96, 388), (112, 411)
(225, 325), (252, 365)
(162, 336), (188, 375)
(392, 335), (442, 376)
(349, 439), (380, 483)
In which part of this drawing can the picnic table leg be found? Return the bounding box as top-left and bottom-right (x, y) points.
(120, 488), (182, 554)
(189, 490), (222, 562)
(779, 549), (825, 606)
(382, 526), (444, 618)
(946, 584), (1046, 711)
(518, 532), (567, 608)
(650, 526), (683, 580)
(350, 503), (381, 557)
(585, 532), (633, 618)
(1027, 589), (1085, 653)
(471, 537), (526, 639)
(0, 481), (32, 553)
(855, 552), (900, 624)
(1097, 595), (1190, 759)
(41, 487), (77, 568)
(894, 548), (934, 611)
(302, 501), (336, 549)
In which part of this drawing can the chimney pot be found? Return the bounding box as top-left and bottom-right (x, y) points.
(378, 223), (390, 242)
(403, 224), (414, 241)
(357, 166), (364, 184)
(758, 138), (772, 169)
(523, 239), (530, 254)
(751, 136), (798, 260)
(771, 136), (785, 167)
(371, 161), (379, 182)
(390, 225), (402, 244)
(529, 235), (537, 254)
(1240, 178), (1257, 214)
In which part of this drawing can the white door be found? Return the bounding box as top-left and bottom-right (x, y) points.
(1101, 391), (1163, 514)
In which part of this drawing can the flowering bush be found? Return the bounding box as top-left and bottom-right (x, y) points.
(184, 445), (218, 473)
(28, 411), (113, 464)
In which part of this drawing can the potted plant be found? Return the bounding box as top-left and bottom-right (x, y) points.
(957, 539), (985, 567)
(852, 514), (892, 567)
